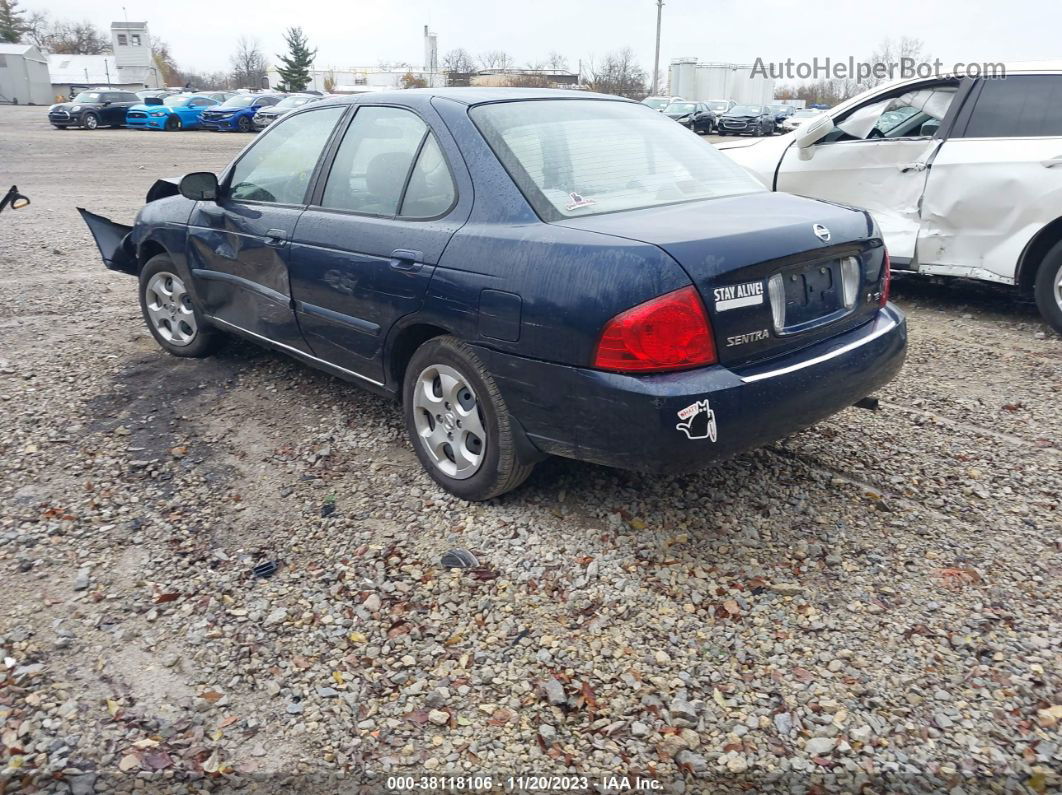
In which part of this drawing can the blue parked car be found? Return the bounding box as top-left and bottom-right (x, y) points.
(125, 93), (227, 131)
(199, 94), (282, 132)
(77, 89), (905, 500)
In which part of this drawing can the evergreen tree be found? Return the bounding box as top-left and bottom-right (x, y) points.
(0, 0), (27, 43)
(274, 27), (316, 92)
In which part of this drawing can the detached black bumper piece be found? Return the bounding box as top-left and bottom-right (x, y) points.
(77, 208), (136, 274)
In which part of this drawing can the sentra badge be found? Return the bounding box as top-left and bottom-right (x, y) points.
(713, 281), (764, 312)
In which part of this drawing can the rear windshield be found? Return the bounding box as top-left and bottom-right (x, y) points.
(220, 95), (256, 108)
(471, 99), (763, 220)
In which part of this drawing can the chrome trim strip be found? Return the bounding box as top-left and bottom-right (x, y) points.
(205, 315), (385, 387)
(739, 317), (898, 383)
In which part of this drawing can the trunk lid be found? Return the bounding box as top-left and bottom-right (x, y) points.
(554, 191), (888, 367)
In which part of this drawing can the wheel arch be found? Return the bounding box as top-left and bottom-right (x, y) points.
(137, 238), (169, 272)
(1016, 216), (1062, 294)
(387, 321), (453, 400)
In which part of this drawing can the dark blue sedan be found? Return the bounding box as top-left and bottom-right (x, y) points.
(79, 89), (906, 500)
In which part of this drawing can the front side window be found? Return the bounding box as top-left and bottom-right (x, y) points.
(963, 75), (1062, 138)
(471, 99), (763, 220)
(228, 107), (344, 204)
(321, 106), (430, 216)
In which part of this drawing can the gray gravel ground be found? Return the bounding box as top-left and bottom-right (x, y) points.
(1, 104), (1060, 793)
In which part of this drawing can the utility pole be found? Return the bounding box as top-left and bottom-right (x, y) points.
(652, 0), (664, 95)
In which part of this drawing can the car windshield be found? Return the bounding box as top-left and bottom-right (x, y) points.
(274, 96), (313, 109)
(164, 96), (191, 107)
(71, 92), (102, 103)
(471, 99), (764, 220)
(220, 95), (257, 108)
(707, 101), (729, 113)
(666, 102), (697, 114)
(642, 97), (670, 110)
(729, 105), (762, 115)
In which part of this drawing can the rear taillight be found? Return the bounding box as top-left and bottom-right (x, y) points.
(593, 285), (717, 373)
(880, 249), (891, 306)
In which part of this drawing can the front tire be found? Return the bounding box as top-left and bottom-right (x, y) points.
(1033, 240), (1062, 334)
(236, 115), (252, 133)
(165, 115), (182, 131)
(403, 336), (536, 501)
(81, 112), (99, 130)
(139, 254), (222, 357)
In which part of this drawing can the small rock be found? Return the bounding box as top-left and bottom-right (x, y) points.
(362, 593), (381, 612)
(804, 737), (835, 756)
(669, 697), (699, 728)
(73, 568), (91, 591)
(630, 721), (650, 738)
(675, 749), (708, 774)
(428, 709), (449, 726)
(264, 607), (287, 626)
(538, 723), (557, 744)
(542, 678), (566, 706)
(769, 582), (804, 595)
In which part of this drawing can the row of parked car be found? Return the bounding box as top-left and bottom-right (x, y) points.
(46, 88), (329, 133)
(643, 95), (826, 136)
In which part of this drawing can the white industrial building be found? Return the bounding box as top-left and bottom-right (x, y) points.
(0, 43), (53, 105)
(47, 21), (161, 99)
(669, 58), (776, 105)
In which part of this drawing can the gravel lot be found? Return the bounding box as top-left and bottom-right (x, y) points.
(1, 103), (1060, 793)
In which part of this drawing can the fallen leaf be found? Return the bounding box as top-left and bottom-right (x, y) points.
(332, 671), (345, 685)
(106, 699), (120, 717)
(153, 592), (180, 604)
(132, 738), (159, 749)
(118, 753), (140, 772)
(348, 632), (367, 643)
(723, 599), (741, 616)
(792, 667), (814, 683)
(142, 751), (173, 771)
(199, 690), (223, 703)
(218, 715), (239, 729)
(713, 688), (727, 710)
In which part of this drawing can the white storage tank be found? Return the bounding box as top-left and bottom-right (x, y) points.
(668, 59), (775, 104)
(669, 58), (697, 98)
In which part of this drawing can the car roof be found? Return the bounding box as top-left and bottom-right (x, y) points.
(311, 87), (630, 109)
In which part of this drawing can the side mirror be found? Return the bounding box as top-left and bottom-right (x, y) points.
(101, 100), (112, 107)
(179, 172), (219, 202)
(795, 114), (833, 149)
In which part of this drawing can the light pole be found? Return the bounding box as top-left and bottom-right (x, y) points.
(652, 0), (664, 95)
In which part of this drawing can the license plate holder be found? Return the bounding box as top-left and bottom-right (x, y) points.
(777, 260), (843, 330)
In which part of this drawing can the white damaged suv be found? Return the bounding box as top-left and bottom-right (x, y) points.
(719, 62), (1062, 332)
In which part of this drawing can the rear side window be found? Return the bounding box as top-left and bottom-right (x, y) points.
(228, 107), (344, 204)
(400, 135), (456, 218)
(322, 106), (442, 217)
(963, 75), (1062, 138)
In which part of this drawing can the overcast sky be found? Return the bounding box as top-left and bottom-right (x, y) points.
(28, 0), (1062, 78)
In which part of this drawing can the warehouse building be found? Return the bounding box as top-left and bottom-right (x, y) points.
(0, 43), (53, 105)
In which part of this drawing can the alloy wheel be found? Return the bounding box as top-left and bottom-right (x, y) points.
(1055, 263), (1062, 313)
(144, 271), (197, 346)
(83, 114), (98, 130)
(411, 364), (486, 480)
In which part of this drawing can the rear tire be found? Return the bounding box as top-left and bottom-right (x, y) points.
(139, 254), (222, 357)
(1033, 240), (1062, 334)
(403, 336), (536, 501)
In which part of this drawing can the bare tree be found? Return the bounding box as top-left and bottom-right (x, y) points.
(545, 51), (569, 72)
(31, 17), (109, 54)
(584, 48), (647, 99)
(151, 36), (179, 86)
(861, 36), (928, 90)
(441, 48), (476, 75)
(478, 50), (513, 71)
(230, 36), (267, 89)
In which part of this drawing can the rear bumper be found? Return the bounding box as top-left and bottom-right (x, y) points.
(474, 305), (907, 473)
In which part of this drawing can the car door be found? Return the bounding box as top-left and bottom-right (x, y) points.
(917, 73), (1062, 282)
(288, 104), (470, 382)
(182, 96), (215, 126)
(775, 79), (967, 263)
(186, 105), (346, 351)
(102, 92), (131, 125)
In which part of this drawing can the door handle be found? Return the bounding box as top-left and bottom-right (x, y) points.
(898, 162), (928, 173)
(1042, 156), (1062, 169)
(389, 249), (423, 271)
(265, 228), (287, 246)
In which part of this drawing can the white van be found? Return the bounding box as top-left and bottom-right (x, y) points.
(719, 62), (1062, 332)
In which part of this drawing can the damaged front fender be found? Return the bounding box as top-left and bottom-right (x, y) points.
(77, 208), (137, 275)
